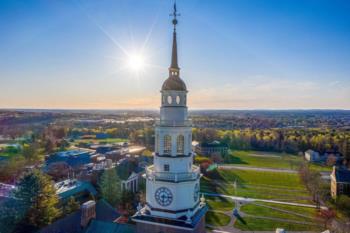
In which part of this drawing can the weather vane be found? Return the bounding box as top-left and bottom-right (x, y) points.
(170, 1), (180, 29)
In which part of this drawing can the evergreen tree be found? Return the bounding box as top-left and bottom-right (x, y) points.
(99, 168), (122, 206)
(13, 170), (61, 230)
(88, 192), (96, 201)
(0, 197), (22, 233)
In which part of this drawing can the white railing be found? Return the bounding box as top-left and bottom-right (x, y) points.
(146, 165), (200, 182)
(155, 120), (192, 127)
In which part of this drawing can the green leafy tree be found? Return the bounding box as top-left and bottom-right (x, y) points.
(44, 139), (55, 154)
(64, 196), (80, 214)
(121, 190), (135, 215)
(22, 143), (41, 162)
(13, 170), (61, 229)
(0, 155), (26, 183)
(336, 195), (350, 215)
(99, 168), (122, 206)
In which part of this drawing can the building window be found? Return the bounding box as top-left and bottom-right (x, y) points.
(164, 135), (171, 154)
(167, 96), (172, 104)
(164, 164), (170, 171)
(155, 133), (159, 153)
(176, 135), (184, 154)
(339, 184), (344, 194)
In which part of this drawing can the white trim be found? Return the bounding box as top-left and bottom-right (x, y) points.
(133, 219), (194, 231)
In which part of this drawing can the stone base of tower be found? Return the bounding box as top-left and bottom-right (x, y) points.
(132, 205), (208, 233)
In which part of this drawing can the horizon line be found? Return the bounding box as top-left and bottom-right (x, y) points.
(1, 108), (350, 111)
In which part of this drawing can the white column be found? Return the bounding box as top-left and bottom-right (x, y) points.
(171, 133), (176, 156)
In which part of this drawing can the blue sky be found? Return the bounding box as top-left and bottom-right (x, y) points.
(0, 0), (349, 109)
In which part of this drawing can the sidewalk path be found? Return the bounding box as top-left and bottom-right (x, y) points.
(218, 165), (298, 173)
(203, 192), (327, 210)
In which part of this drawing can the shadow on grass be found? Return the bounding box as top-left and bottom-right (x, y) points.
(201, 168), (248, 194)
(224, 154), (249, 165)
(234, 213), (247, 225)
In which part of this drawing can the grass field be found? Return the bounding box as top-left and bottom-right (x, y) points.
(201, 169), (311, 203)
(206, 196), (235, 211)
(201, 150), (328, 231)
(234, 217), (324, 231)
(0, 152), (17, 158)
(240, 202), (319, 222)
(205, 211), (231, 226)
(73, 138), (128, 144)
(0, 144), (21, 159)
(224, 150), (331, 172)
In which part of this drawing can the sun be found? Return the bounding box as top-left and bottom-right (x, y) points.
(127, 53), (145, 72)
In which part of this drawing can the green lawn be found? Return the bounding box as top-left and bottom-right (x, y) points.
(234, 217), (324, 231)
(0, 152), (17, 158)
(205, 211), (231, 226)
(0, 145), (20, 159)
(259, 202), (320, 217)
(200, 151), (329, 232)
(206, 196), (235, 211)
(201, 169), (311, 203)
(240, 202), (319, 222)
(224, 150), (331, 172)
(73, 138), (128, 144)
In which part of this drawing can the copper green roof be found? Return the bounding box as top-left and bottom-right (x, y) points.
(161, 76), (187, 91)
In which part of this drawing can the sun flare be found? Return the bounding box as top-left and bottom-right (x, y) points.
(127, 53), (145, 72)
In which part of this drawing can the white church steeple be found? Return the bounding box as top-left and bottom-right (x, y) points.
(133, 3), (207, 232)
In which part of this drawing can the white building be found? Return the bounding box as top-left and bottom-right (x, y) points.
(305, 149), (320, 162)
(121, 171), (140, 193)
(132, 3), (207, 233)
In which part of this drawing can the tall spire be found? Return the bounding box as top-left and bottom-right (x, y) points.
(171, 26), (179, 69)
(169, 2), (180, 76)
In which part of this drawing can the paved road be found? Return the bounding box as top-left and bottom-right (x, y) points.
(203, 192), (327, 210)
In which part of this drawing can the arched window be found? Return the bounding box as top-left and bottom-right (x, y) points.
(176, 135), (184, 154)
(167, 96), (172, 104)
(176, 96), (181, 104)
(163, 135), (172, 154)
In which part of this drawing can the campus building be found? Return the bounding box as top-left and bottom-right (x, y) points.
(195, 141), (229, 156)
(331, 166), (350, 198)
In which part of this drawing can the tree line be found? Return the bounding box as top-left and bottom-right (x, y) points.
(193, 128), (350, 158)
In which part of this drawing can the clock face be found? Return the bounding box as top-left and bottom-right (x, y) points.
(155, 187), (173, 206)
(194, 183), (199, 202)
